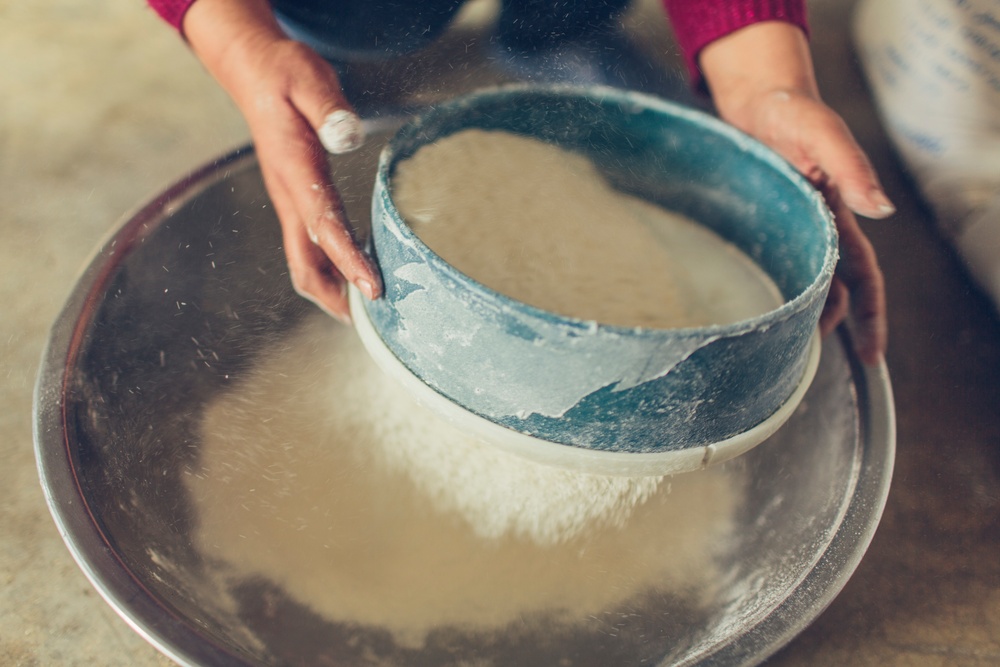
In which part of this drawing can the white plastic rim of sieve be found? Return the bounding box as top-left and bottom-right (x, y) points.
(348, 286), (822, 477)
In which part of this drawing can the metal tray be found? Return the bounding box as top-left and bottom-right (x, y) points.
(34, 137), (894, 666)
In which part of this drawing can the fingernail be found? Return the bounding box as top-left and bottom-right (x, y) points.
(357, 279), (376, 300)
(869, 188), (896, 217)
(319, 110), (365, 154)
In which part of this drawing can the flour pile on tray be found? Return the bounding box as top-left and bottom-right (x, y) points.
(189, 317), (740, 647)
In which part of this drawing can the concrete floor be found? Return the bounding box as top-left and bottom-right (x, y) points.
(2, 0), (998, 665)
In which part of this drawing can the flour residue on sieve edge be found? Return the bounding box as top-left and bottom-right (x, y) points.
(389, 259), (713, 419)
(188, 316), (742, 648)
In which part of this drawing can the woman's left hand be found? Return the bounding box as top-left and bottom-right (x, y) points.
(700, 21), (893, 365)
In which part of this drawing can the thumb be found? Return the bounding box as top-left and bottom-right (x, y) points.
(808, 108), (895, 220)
(288, 47), (366, 154)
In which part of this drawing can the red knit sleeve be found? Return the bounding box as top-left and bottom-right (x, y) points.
(663, 0), (809, 85)
(147, 0), (198, 32)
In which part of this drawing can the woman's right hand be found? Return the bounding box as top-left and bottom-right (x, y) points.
(183, 0), (382, 322)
